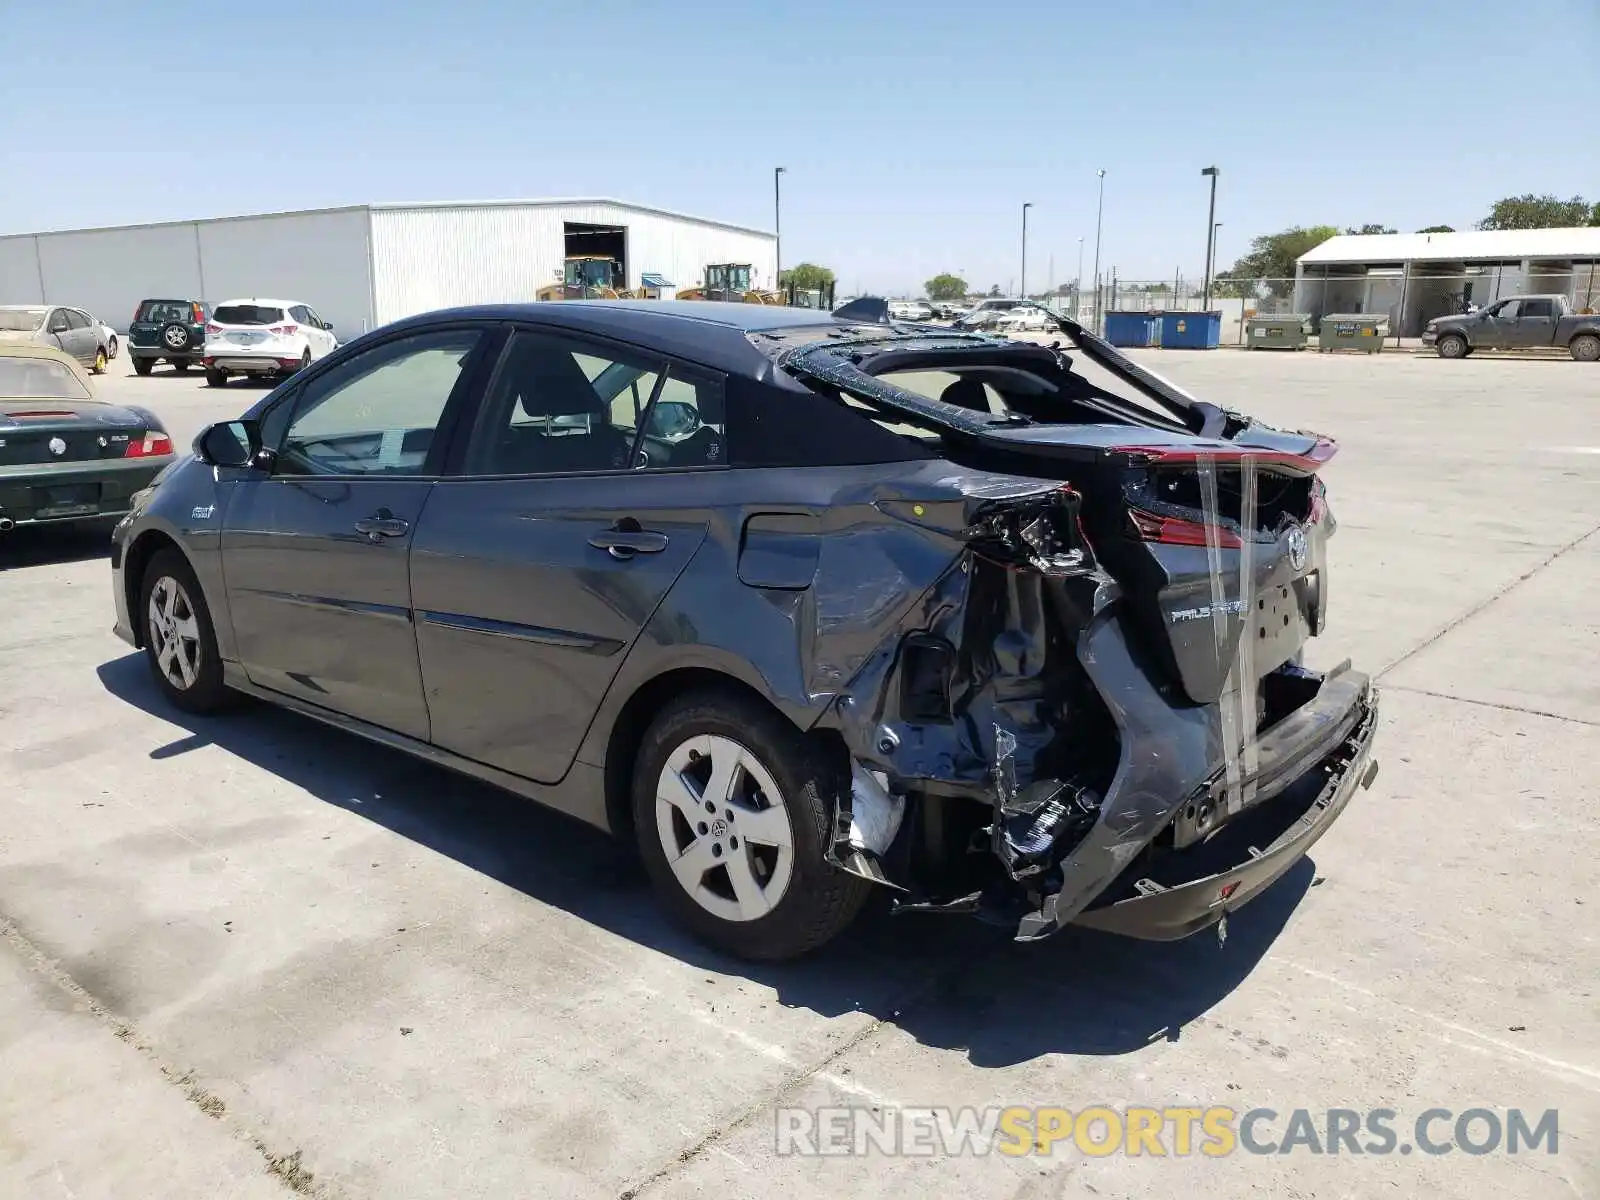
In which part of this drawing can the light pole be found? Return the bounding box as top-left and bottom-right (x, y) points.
(1092, 169), (1106, 329)
(1210, 222), (1223, 302)
(1020, 202), (1033, 299)
(774, 166), (786, 290)
(1076, 236), (1084, 317)
(1201, 165), (1219, 307)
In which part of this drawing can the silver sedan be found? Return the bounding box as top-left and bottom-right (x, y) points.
(0, 304), (116, 374)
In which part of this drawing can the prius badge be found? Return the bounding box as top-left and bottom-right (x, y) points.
(1285, 524), (1308, 573)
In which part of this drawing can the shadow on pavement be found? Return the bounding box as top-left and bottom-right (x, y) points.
(0, 519), (116, 570)
(97, 651), (1312, 1067)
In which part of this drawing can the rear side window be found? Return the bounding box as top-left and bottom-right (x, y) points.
(0, 309), (46, 331)
(213, 304), (285, 326)
(65, 310), (90, 330)
(726, 376), (934, 468)
(1520, 299), (1554, 319)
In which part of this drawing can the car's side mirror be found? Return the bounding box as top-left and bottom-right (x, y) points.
(193, 420), (261, 469)
(322, 320), (335, 332)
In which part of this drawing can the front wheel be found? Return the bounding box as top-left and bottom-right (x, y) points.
(1436, 334), (1468, 359)
(633, 690), (872, 960)
(132, 357), (153, 377)
(138, 548), (232, 714)
(1570, 333), (1600, 363)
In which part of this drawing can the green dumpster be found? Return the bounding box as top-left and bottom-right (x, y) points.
(1245, 313), (1312, 350)
(1319, 313), (1386, 353)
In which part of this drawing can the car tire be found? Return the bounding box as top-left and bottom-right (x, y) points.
(160, 321), (191, 353)
(132, 357), (153, 377)
(205, 367), (227, 387)
(138, 548), (232, 715)
(297, 348), (312, 372)
(1570, 333), (1600, 363)
(632, 689), (872, 961)
(108, 335), (118, 359)
(1436, 334), (1468, 359)
(91, 348), (108, 374)
(172, 359), (189, 374)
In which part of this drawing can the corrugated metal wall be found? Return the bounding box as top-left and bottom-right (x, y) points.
(0, 209), (375, 336)
(369, 202), (776, 327)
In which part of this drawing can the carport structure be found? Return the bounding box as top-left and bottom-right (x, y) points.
(1293, 227), (1600, 336)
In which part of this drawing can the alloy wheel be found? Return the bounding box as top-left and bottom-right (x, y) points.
(147, 575), (202, 691)
(654, 734), (795, 923)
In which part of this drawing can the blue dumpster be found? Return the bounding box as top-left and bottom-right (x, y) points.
(1104, 311), (1158, 348)
(1159, 310), (1222, 349)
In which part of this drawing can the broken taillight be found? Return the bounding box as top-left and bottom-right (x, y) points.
(124, 432), (174, 458)
(1127, 507), (1243, 549)
(1112, 439), (1338, 476)
(1308, 477), (1328, 525)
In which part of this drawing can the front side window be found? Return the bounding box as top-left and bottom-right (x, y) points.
(274, 328), (483, 477)
(466, 331), (664, 476)
(1494, 300), (1521, 321)
(47, 309), (70, 333)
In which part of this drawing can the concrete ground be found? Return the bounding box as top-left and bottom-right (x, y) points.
(1, 349), (1596, 1199)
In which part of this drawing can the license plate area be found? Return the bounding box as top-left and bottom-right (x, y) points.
(34, 482), (102, 517)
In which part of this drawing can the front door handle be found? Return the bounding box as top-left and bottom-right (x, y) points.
(588, 523), (669, 560)
(354, 509), (409, 543)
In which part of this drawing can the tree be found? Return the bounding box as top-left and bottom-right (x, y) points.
(1215, 225), (1339, 296)
(1345, 223), (1398, 235)
(779, 263), (835, 290)
(924, 273), (968, 301)
(987, 284), (1002, 298)
(1417, 224), (1456, 233)
(1476, 194), (1593, 230)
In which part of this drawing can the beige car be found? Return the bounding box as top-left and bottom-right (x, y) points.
(0, 304), (116, 374)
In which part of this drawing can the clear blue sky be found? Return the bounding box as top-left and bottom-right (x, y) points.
(4, 0), (1596, 295)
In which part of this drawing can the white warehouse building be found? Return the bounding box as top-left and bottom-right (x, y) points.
(1293, 226), (1600, 336)
(0, 198), (778, 339)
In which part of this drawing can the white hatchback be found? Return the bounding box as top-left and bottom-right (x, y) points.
(202, 298), (337, 387)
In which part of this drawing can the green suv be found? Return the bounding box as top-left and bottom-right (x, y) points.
(129, 299), (209, 376)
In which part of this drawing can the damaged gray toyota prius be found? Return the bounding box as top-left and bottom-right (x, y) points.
(109, 298), (1377, 960)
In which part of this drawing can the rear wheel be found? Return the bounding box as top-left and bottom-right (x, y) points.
(632, 690), (871, 960)
(171, 359), (189, 374)
(205, 367), (227, 387)
(1436, 333), (1468, 359)
(1571, 333), (1600, 363)
(92, 348), (107, 374)
(298, 348), (312, 372)
(139, 548), (231, 715)
(132, 357), (153, 377)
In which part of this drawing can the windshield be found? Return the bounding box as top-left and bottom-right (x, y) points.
(0, 309), (47, 332)
(0, 356), (91, 399)
(213, 304), (284, 326)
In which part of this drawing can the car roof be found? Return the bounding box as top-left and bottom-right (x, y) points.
(0, 304), (49, 311)
(379, 301), (857, 378)
(214, 297), (303, 307)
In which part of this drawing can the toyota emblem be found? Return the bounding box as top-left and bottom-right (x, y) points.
(47, 436), (67, 456)
(1285, 524), (1308, 572)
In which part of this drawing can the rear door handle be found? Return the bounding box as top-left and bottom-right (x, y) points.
(354, 509), (409, 542)
(588, 526), (669, 560)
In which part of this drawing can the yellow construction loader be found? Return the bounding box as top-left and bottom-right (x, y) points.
(536, 256), (645, 301)
(675, 263), (784, 304)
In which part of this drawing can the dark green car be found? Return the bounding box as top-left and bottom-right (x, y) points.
(129, 299), (209, 375)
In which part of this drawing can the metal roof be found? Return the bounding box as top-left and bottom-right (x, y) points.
(1300, 227), (1600, 265)
(640, 273), (675, 288)
(0, 198), (773, 242)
